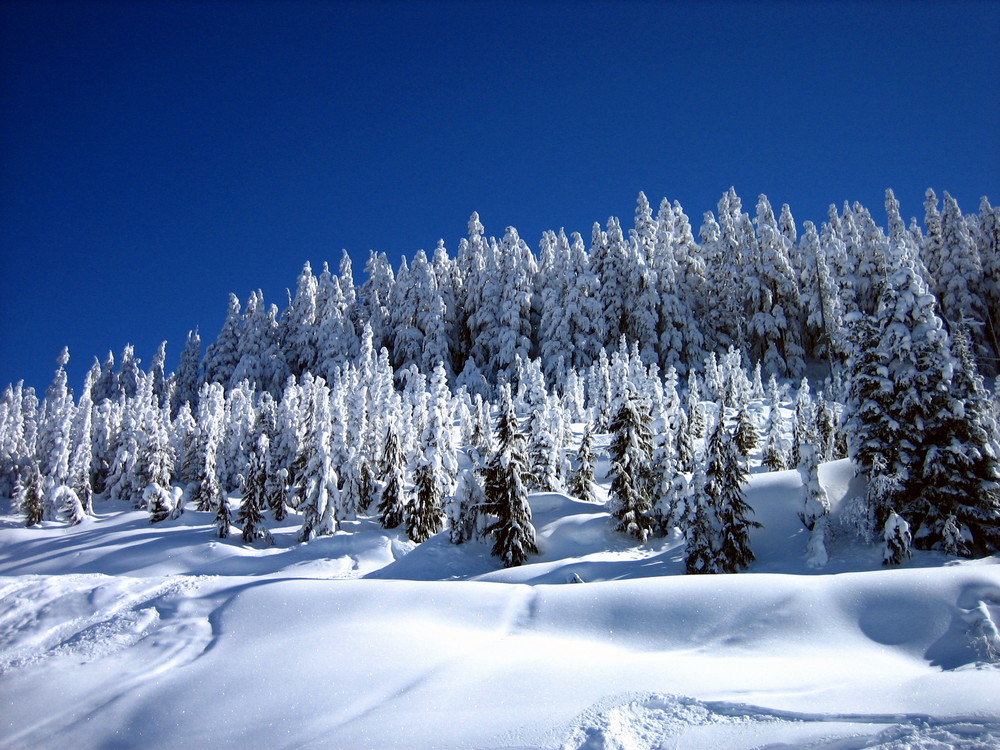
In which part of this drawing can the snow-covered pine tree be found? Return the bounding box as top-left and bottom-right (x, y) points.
(171, 329), (202, 416)
(798, 428), (830, 567)
(790, 377), (816, 468)
(448, 468), (484, 545)
(607, 392), (655, 542)
(137, 401), (174, 516)
(589, 348), (613, 431)
(561, 230), (603, 372)
(525, 401), (560, 492)
(203, 293), (242, 388)
(914, 323), (1000, 555)
(376, 421), (407, 530)
(146, 482), (172, 524)
(340, 449), (377, 520)
(733, 402), (758, 460)
(683, 464), (717, 575)
(280, 262), (319, 377)
(686, 370), (706, 439)
(68, 369), (95, 516)
(218, 380), (256, 493)
(814, 390), (839, 462)
(16, 459), (44, 527)
(192, 383), (225, 512)
(705, 407), (760, 573)
(651, 427), (687, 535)
(214, 491), (232, 539)
(844, 313), (894, 479)
(238, 435), (273, 545)
(481, 384), (537, 567)
(762, 375), (788, 471)
(406, 433), (447, 543)
(882, 510), (912, 566)
(37, 348), (74, 501)
(750, 194), (806, 379)
(674, 404), (695, 473)
(297, 376), (340, 541)
(938, 192), (992, 355)
(568, 421), (598, 503)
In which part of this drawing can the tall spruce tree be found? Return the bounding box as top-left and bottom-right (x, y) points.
(568, 421), (598, 503)
(481, 384), (537, 567)
(377, 422), (407, 530)
(607, 393), (655, 541)
(238, 436), (274, 546)
(705, 406), (760, 573)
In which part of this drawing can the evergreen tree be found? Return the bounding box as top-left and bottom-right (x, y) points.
(16, 460), (44, 527)
(686, 371), (706, 439)
(406, 444), (446, 543)
(705, 410), (760, 573)
(762, 376), (788, 471)
(844, 314), (895, 478)
(749, 194), (806, 378)
(882, 510), (912, 566)
(481, 384), (537, 567)
(814, 391), (839, 461)
(651, 428), (687, 535)
(568, 422), (598, 503)
(146, 483), (172, 524)
(607, 393), (655, 541)
(192, 383), (226, 513)
(68, 371), (95, 516)
(733, 402), (758, 458)
(684, 465), (717, 575)
(376, 422), (407, 530)
(172, 329), (202, 415)
(790, 377), (816, 468)
(448, 468), (484, 545)
(914, 324), (1000, 555)
(297, 377), (340, 541)
(214, 492), (232, 539)
(525, 402), (560, 492)
(798, 430), (830, 568)
(238, 435), (274, 545)
(204, 293), (242, 388)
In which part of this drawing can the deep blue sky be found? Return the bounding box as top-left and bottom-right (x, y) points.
(2, 0), (998, 395)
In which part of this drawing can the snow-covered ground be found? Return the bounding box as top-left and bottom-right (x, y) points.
(2, 459), (999, 749)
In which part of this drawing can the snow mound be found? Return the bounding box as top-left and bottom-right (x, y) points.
(560, 693), (781, 750)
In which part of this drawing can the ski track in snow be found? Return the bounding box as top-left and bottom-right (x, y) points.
(0, 574), (223, 748)
(0, 574), (208, 674)
(558, 693), (1000, 750)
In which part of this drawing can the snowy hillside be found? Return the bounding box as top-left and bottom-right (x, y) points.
(3, 185), (1000, 747)
(3, 457), (999, 749)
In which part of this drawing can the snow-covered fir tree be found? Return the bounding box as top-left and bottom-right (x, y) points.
(568, 421), (598, 503)
(376, 422), (407, 530)
(607, 392), (655, 542)
(704, 406), (760, 573)
(882, 510), (912, 566)
(762, 376), (788, 471)
(238, 435), (274, 546)
(480, 384), (537, 567)
(448, 468), (484, 545)
(16, 459), (45, 527)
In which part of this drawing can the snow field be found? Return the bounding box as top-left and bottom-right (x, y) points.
(2, 459), (1000, 748)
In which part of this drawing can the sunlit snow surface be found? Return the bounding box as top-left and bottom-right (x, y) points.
(2, 459), (1000, 749)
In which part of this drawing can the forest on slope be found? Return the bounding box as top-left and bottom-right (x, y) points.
(2, 187), (999, 570)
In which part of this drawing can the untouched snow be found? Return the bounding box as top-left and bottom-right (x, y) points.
(2, 459), (1000, 749)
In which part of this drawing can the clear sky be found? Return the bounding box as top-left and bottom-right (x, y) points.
(1, 0), (998, 395)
